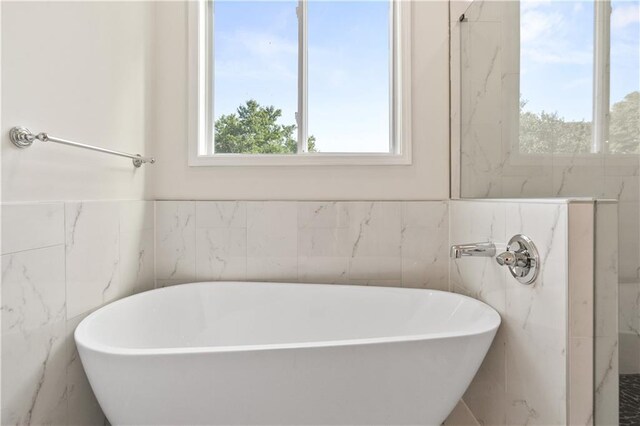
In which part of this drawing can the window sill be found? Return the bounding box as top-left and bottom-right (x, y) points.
(188, 152), (412, 167)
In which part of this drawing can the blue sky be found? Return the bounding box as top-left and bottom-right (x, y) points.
(213, 1), (390, 152)
(521, 0), (640, 122)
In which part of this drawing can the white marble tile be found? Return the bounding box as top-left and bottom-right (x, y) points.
(401, 202), (449, 290)
(349, 279), (403, 288)
(504, 322), (566, 425)
(501, 174), (554, 198)
(463, 0), (502, 22)
(196, 201), (246, 228)
(464, 22), (502, 126)
(618, 281), (639, 374)
(297, 202), (351, 284)
(553, 163), (605, 198)
(619, 282), (639, 335)
(568, 203), (595, 339)
(618, 202), (639, 282)
(504, 201), (569, 279)
(449, 201), (506, 244)
(500, 2), (519, 75)
(619, 330), (640, 374)
(568, 337), (594, 426)
(348, 256), (402, 282)
(401, 201), (448, 229)
(1, 202), (64, 255)
(499, 73), (519, 173)
(458, 284), (507, 426)
(2, 321), (67, 426)
(119, 200), (154, 234)
(343, 202), (402, 282)
(298, 202), (349, 229)
(2, 246), (66, 334)
(504, 202), (568, 426)
(246, 257), (297, 282)
(604, 154), (639, 177)
(595, 202), (619, 339)
(119, 200), (155, 296)
(594, 336), (619, 425)
(65, 201), (120, 319)
(461, 124), (504, 198)
(594, 202), (624, 425)
(401, 229), (448, 290)
(196, 228), (247, 281)
(451, 200), (582, 426)
(450, 201), (506, 312)
(66, 314), (106, 426)
(346, 202), (401, 258)
(155, 201), (196, 281)
(155, 279), (193, 288)
(247, 202), (297, 258)
(450, 0), (474, 23)
(605, 175), (639, 202)
(120, 228), (155, 295)
(297, 256), (349, 284)
(298, 228), (350, 258)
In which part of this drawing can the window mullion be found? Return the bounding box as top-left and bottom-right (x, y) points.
(297, 0), (309, 153)
(592, 0), (611, 154)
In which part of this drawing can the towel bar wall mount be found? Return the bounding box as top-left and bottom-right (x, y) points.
(9, 126), (155, 168)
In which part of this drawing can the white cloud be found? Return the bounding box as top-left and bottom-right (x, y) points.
(612, 4), (640, 29)
(520, 9), (564, 44)
(520, 2), (593, 66)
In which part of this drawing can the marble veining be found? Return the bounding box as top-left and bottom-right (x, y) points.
(2, 322), (67, 426)
(155, 201), (196, 281)
(156, 201), (449, 289)
(450, 200), (583, 426)
(2, 246), (66, 334)
(1, 200), (154, 425)
(65, 202), (121, 319)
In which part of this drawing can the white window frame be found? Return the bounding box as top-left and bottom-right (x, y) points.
(187, 0), (412, 167)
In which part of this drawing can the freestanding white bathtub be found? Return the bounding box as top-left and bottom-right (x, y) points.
(75, 282), (500, 425)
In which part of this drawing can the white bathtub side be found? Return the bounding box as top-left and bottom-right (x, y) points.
(78, 332), (496, 426)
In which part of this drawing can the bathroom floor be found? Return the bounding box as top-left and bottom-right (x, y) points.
(620, 374), (640, 426)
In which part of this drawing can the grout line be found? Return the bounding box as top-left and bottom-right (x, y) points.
(1, 242), (66, 257)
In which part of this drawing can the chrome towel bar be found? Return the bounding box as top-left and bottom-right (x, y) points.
(9, 126), (155, 168)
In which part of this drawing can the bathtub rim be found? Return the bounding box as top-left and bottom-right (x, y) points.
(75, 281), (501, 357)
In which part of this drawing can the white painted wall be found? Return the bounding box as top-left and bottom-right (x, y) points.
(151, 1), (450, 201)
(1, 1), (155, 202)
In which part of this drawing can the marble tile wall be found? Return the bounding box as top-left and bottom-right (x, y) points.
(1, 200), (154, 425)
(450, 199), (615, 425)
(1, 198), (613, 425)
(155, 201), (450, 290)
(454, 0), (639, 376)
(594, 201), (620, 425)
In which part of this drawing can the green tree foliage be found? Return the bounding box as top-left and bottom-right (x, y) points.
(519, 91), (639, 155)
(609, 91), (640, 154)
(519, 98), (591, 155)
(214, 100), (317, 154)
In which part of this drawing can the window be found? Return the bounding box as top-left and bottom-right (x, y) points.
(517, 0), (638, 156)
(189, 0), (411, 166)
(608, 0), (639, 155)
